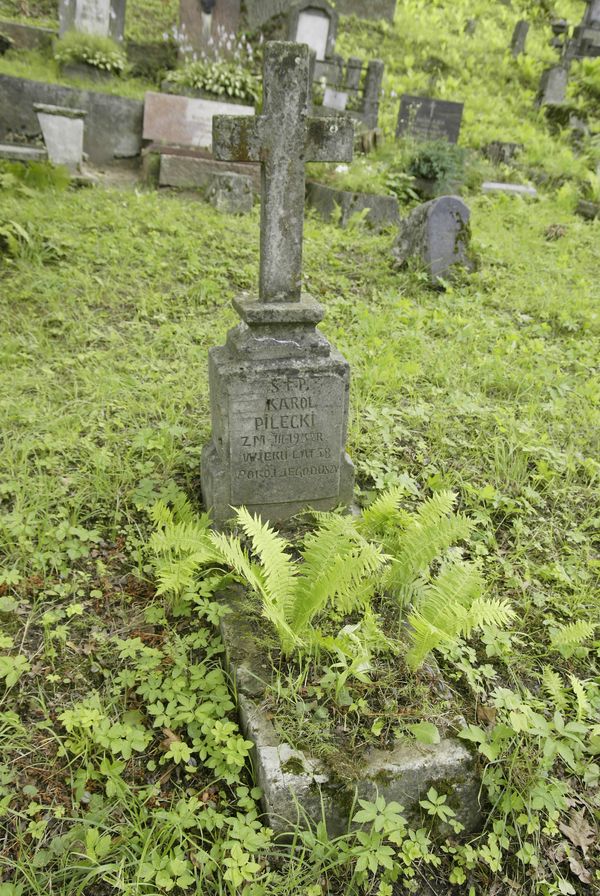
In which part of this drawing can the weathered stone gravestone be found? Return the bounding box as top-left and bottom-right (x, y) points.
(206, 170), (253, 213)
(143, 91), (254, 150)
(178, 0), (242, 57)
(393, 196), (473, 286)
(34, 103), (87, 171)
(201, 41), (355, 525)
(570, 0), (600, 58)
(536, 65), (568, 107)
(511, 20), (529, 56)
(59, 0), (126, 41)
(396, 95), (463, 143)
(288, 0), (338, 61)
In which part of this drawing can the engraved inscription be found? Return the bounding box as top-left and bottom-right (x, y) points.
(230, 373), (345, 506)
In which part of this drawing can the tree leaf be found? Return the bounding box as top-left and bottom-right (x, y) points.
(410, 721), (441, 744)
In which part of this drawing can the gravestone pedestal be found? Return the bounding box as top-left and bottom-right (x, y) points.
(201, 42), (355, 526)
(202, 294), (354, 524)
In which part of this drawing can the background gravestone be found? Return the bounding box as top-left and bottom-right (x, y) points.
(396, 95), (463, 143)
(179, 0), (241, 56)
(537, 66), (568, 107)
(201, 42), (355, 525)
(59, 0), (126, 41)
(288, 0), (338, 61)
(393, 195), (473, 286)
(511, 20), (529, 56)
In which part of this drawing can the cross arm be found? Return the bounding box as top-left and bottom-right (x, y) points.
(305, 116), (354, 163)
(212, 115), (264, 163)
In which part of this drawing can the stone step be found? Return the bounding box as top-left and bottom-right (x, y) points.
(155, 148), (260, 193)
(0, 143), (48, 163)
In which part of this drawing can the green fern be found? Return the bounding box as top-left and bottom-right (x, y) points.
(146, 487), (510, 671)
(549, 620), (596, 651)
(405, 561), (514, 671)
(292, 515), (385, 630)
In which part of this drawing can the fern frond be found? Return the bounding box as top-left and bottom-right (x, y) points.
(389, 491), (472, 594)
(291, 515), (385, 636)
(148, 500), (175, 529)
(235, 507), (297, 623)
(209, 530), (264, 595)
(405, 615), (446, 671)
(568, 674), (593, 721)
(358, 486), (411, 538)
(550, 620), (595, 649)
(154, 552), (214, 597)
(405, 561), (504, 670)
(542, 666), (568, 710)
(210, 524), (300, 654)
(465, 597), (514, 637)
(149, 518), (213, 557)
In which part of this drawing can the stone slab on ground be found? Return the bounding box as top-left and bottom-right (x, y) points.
(157, 148), (260, 192)
(0, 143), (47, 162)
(219, 586), (483, 837)
(143, 91), (255, 151)
(482, 181), (537, 196)
(306, 180), (400, 230)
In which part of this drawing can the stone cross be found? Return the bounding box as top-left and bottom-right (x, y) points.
(212, 41), (353, 303)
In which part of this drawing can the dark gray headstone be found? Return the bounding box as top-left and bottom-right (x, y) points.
(536, 66), (568, 107)
(59, 0), (126, 41)
(511, 20), (529, 56)
(202, 42), (355, 525)
(393, 196), (473, 286)
(396, 95), (463, 143)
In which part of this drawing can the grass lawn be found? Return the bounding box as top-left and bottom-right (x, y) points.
(0, 0), (599, 893)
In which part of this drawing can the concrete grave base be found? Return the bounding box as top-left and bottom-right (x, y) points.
(306, 180), (400, 230)
(219, 587), (483, 837)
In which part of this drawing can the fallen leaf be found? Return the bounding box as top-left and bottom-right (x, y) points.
(477, 703), (497, 726)
(568, 852), (592, 885)
(559, 809), (595, 857)
(160, 728), (181, 751)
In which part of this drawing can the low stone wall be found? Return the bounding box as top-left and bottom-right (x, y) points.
(0, 20), (56, 51)
(0, 74), (143, 165)
(335, 0), (397, 22)
(306, 180), (400, 230)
